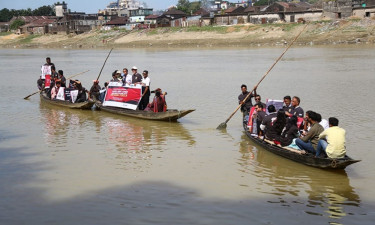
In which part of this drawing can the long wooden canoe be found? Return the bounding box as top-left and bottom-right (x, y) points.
(40, 91), (94, 109)
(243, 122), (360, 169)
(96, 102), (195, 121)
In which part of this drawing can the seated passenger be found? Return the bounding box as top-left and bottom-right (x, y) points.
(74, 81), (87, 103)
(146, 88), (166, 112)
(295, 111), (324, 154)
(51, 80), (62, 99)
(254, 95), (266, 110)
(266, 109), (287, 141)
(89, 80), (101, 101)
(315, 117), (346, 158)
(285, 96), (304, 118)
(99, 82), (109, 103)
(37, 76), (43, 90)
(260, 105), (277, 138)
(253, 103), (267, 137)
(277, 115), (299, 146)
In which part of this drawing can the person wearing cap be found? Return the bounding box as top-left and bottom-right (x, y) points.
(111, 70), (121, 82)
(51, 80), (61, 99)
(139, 70), (151, 110)
(89, 80), (101, 101)
(131, 66), (142, 84)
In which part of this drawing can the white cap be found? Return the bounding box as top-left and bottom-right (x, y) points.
(132, 66), (137, 70)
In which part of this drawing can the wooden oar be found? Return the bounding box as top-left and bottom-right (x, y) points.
(217, 24), (308, 129)
(23, 70), (90, 100)
(96, 48), (113, 81)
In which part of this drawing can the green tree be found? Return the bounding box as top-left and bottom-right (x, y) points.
(0, 8), (12, 22)
(10, 19), (25, 30)
(177, 0), (191, 14)
(32, 5), (54, 16)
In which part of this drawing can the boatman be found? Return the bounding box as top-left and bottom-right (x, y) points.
(238, 84), (257, 117)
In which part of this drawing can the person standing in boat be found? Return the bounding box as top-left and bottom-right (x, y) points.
(131, 66), (142, 84)
(122, 68), (132, 85)
(44, 57), (55, 67)
(285, 96), (304, 118)
(295, 111), (324, 154)
(282, 95), (292, 112)
(58, 70), (66, 87)
(138, 70), (150, 110)
(238, 84), (257, 117)
(315, 117), (346, 158)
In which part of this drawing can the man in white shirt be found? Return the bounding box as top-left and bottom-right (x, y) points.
(139, 70), (150, 110)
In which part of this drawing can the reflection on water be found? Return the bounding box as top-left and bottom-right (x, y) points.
(238, 134), (360, 223)
(39, 101), (195, 171)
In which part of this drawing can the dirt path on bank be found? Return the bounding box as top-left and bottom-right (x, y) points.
(1, 19), (375, 49)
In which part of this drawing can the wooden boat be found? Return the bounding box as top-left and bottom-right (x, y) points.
(96, 102), (195, 121)
(243, 123), (360, 169)
(40, 91), (94, 109)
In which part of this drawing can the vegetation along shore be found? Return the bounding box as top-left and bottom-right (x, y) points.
(1, 18), (375, 49)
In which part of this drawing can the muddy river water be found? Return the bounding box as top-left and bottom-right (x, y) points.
(0, 47), (374, 225)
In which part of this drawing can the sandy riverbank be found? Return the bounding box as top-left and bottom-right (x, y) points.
(1, 18), (375, 49)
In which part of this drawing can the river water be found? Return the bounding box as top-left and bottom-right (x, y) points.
(0, 47), (374, 225)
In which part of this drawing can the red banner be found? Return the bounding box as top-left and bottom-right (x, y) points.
(45, 75), (51, 89)
(103, 82), (142, 110)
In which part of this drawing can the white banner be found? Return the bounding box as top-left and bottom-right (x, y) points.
(56, 87), (65, 101)
(41, 65), (51, 80)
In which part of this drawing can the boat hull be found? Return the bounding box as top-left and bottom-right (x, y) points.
(96, 103), (195, 121)
(40, 92), (94, 109)
(243, 124), (360, 169)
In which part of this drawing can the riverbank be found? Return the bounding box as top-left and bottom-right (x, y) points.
(1, 18), (375, 49)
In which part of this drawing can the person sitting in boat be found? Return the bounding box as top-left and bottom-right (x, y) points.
(277, 115), (299, 146)
(99, 82), (109, 103)
(73, 81), (88, 103)
(51, 80), (62, 100)
(285, 96), (304, 118)
(282, 95), (292, 112)
(238, 84), (257, 118)
(58, 70), (66, 87)
(145, 88), (166, 112)
(253, 103), (267, 137)
(315, 117), (346, 159)
(89, 80), (101, 101)
(51, 66), (59, 80)
(254, 95), (266, 110)
(131, 66), (142, 84)
(260, 105), (277, 138)
(265, 109), (287, 141)
(295, 111), (324, 154)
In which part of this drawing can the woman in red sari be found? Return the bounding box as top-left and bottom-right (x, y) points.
(145, 88), (167, 112)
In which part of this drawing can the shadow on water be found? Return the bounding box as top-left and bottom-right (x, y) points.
(238, 134), (365, 224)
